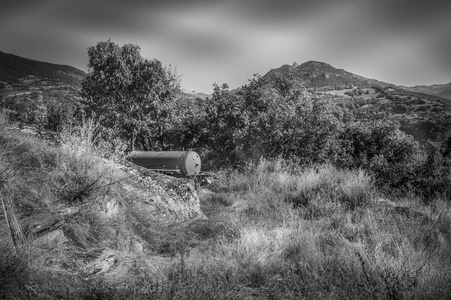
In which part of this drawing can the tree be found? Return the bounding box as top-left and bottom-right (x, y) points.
(188, 76), (342, 168)
(338, 119), (420, 190)
(81, 40), (180, 150)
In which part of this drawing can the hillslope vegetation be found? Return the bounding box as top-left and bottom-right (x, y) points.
(1, 45), (451, 298)
(262, 61), (451, 142)
(402, 82), (451, 101)
(1, 115), (451, 299)
(0, 51), (85, 86)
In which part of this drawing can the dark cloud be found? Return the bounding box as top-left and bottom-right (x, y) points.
(1, 0), (450, 91)
(44, 1), (160, 32)
(231, 0), (346, 23)
(368, 0), (451, 28)
(167, 33), (241, 59)
(232, 0), (451, 28)
(0, 0), (40, 17)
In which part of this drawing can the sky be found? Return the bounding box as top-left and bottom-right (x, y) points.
(1, 0), (451, 93)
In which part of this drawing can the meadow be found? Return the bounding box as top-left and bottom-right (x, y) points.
(1, 41), (451, 299)
(1, 111), (450, 299)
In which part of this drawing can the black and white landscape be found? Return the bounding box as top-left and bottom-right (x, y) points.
(1, 1), (451, 299)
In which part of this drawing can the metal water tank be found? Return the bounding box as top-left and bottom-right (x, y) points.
(127, 151), (201, 176)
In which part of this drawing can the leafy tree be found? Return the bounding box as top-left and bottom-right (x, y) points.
(201, 83), (248, 166)
(189, 76), (342, 168)
(339, 120), (420, 190)
(81, 40), (180, 150)
(165, 94), (208, 150)
(410, 136), (451, 200)
(263, 73), (303, 97)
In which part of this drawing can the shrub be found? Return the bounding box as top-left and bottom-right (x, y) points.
(410, 139), (451, 200)
(339, 120), (420, 191)
(391, 104), (407, 114)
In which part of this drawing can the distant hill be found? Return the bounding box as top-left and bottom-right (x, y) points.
(437, 89), (451, 100)
(261, 60), (451, 142)
(0, 51), (85, 86)
(263, 61), (389, 89)
(402, 82), (451, 100)
(191, 92), (211, 100)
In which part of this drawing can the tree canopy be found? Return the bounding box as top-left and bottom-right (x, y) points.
(81, 40), (180, 150)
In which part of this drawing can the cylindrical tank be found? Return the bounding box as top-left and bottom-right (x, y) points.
(127, 151), (201, 176)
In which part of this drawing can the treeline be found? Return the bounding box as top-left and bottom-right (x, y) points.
(2, 88), (83, 132)
(4, 40), (451, 199)
(168, 77), (451, 199)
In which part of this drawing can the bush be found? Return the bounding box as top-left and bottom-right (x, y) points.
(338, 120), (420, 191)
(391, 104), (408, 114)
(410, 139), (451, 200)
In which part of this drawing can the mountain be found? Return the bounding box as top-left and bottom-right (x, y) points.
(402, 82), (451, 100)
(0, 51), (85, 86)
(191, 92), (211, 100)
(263, 61), (389, 89)
(262, 60), (451, 142)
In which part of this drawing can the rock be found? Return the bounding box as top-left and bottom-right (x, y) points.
(56, 206), (80, 216)
(97, 196), (120, 219)
(21, 212), (64, 236)
(32, 229), (68, 248)
(131, 240), (144, 254)
(119, 160), (206, 224)
(85, 249), (117, 275)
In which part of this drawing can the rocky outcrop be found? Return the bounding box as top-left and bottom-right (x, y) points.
(1, 157), (205, 260)
(117, 160), (206, 224)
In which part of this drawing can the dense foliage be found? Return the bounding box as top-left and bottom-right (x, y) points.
(168, 76), (450, 198)
(3, 89), (82, 132)
(3, 40), (448, 198)
(1, 44), (451, 299)
(179, 80), (342, 168)
(81, 40), (180, 150)
(79, 41), (451, 198)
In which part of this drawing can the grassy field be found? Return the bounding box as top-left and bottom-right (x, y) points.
(178, 160), (451, 299)
(1, 112), (451, 299)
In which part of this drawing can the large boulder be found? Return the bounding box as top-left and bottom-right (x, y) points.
(118, 160), (206, 224)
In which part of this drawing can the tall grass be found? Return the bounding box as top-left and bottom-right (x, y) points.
(167, 158), (451, 299)
(0, 117), (133, 299)
(1, 111), (450, 299)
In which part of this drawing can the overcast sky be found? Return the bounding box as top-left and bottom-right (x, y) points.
(1, 0), (450, 92)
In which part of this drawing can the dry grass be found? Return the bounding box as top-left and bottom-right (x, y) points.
(0, 117), (133, 299)
(173, 158), (451, 299)
(1, 113), (450, 299)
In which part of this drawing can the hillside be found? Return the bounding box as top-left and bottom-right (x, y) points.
(263, 61), (389, 89)
(0, 51), (85, 86)
(1, 49), (451, 298)
(1, 117), (451, 299)
(0, 117), (208, 299)
(402, 82), (451, 100)
(260, 61), (451, 141)
(0, 52), (85, 131)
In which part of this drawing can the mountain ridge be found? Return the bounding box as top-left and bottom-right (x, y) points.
(263, 60), (451, 102)
(402, 82), (451, 100)
(1, 50), (450, 102)
(0, 50), (86, 86)
(263, 60), (391, 89)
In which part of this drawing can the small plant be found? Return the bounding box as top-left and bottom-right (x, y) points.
(59, 117), (102, 156)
